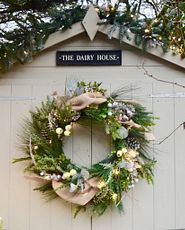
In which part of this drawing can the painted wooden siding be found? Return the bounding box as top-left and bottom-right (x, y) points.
(0, 33), (185, 230)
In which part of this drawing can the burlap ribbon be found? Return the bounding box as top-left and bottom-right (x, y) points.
(123, 120), (141, 129)
(123, 120), (155, 141)
(25, 175), (99, 205)
(53, 91), (107, 111)
(52, 177), (99, 205)
(67, 92), (107, 111)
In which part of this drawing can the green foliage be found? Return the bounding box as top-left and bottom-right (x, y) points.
(34, 182), (58, 201)
(90, 163), (113, 181)
(138, 160), (156, 184)
(134, 104), (155, 127)
(101, 1), (185, 58)
(34, 153), (69, 173)
(12, 156), (31, 163)
(0, 1), (87, 72)
(90, 200), (110, 216)
(77, 81), (107, 95)
(82, 105), (108, 122)
(73, 205), (86, 218)
(19, 97), (73, 172)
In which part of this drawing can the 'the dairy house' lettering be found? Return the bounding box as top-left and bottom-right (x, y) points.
(56, 50), (122, 66)
(97, 54), (119, 61)
(76, 54), (94, 61)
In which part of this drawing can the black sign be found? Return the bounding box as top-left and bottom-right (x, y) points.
(56, 50), (122, 66)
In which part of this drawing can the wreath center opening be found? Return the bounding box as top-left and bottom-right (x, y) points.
(63, 121), (111, 168)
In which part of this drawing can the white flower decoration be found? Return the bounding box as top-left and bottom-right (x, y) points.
(62, 172), (71, 180)
(122, 147), (127, 154)
(65, 124), (72, 131)
(64, 130), (71, 136)
(70, 169), (77, 176)
(56, 127), (63, 135)
(117, 150), (123, 157)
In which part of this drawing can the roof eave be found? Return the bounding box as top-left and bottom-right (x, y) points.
(98, 24), (185, 69)
(42, 5), (185, 70)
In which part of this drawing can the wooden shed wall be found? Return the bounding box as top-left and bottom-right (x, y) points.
(0, 32), (185, 230)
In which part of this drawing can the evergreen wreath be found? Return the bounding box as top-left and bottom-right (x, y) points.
(16, 81), (155, 216)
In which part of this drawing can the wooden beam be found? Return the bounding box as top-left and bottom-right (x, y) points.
(43, 22), (85, 50)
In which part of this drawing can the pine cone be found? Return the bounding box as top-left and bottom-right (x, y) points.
(41, 125), (50, 140)
(125, 137), (140, 150)
(48, 111), (58, 130)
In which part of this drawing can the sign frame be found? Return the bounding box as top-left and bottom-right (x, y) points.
(56, 50), (122, 66)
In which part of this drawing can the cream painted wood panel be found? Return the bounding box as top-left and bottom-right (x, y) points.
(132, 82), (154, 230)
(175, 94), (185, 229)
(91, 83), (112, 230)
(0, 34), (185, 230)
(153, 82), (175, 230)
(29, 85), (52, 230)
(0, 85), (11, 230)
(9, 85), (32, 230)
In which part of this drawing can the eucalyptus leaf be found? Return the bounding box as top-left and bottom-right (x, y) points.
(70, 183), (78, 193)
(117, 127), (128, 139)
(81, 168), (89, 180)
(71, 174), (79, 184)
(118, 160), (134, 171)
(77, 178), (85, 192)
(118, 160), (127, 169)
(80, 182), (85, 192)
(75, 85), (84, 96)
(66, 79), (78, 96)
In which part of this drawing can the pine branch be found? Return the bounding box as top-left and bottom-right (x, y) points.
(176, 0), (185, 57)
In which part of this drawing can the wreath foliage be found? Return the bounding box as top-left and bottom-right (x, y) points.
(16, 81), (155, 216)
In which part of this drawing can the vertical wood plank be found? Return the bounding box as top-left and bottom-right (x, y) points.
(29, 85), (52, 230)
(110, 74), (134, 230)
(71, 122), (91, 230)
(132, 80), (154, 230)
(153, 80), (176, 230)
(91, 82), (112, 230)
(9, 84), (32, 230)
(50, 80), (73, 230)
(0, 85), (11, 230)
(174, 78), (185, 229)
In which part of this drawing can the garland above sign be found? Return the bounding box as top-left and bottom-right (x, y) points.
(0, 1), (184, 72)
(15, 81), (156, 216)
